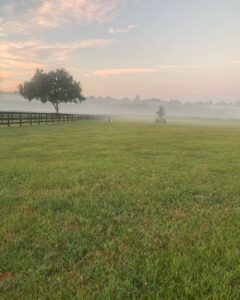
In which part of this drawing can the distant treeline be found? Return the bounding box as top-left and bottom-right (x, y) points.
(87, 96), (240, 106)
(1, 92), (240, 106)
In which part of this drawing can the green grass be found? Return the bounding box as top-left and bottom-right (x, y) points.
(1, 121), (240, 299)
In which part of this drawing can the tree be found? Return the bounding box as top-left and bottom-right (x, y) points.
(134, 95), (141, 101)
(19, 69), (85, 113)
(156, 106), (166, 120)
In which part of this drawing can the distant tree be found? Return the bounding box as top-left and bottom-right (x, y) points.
(156, 106), (166, 120)
(169, 99), (181, 105)
(19, 69), (85, 113)
(134, 95), (141, 101)
(88, 96), (96, 101)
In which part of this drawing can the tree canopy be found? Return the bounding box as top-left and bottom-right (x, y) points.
(19, 69), (85, 113)
(156, 106), (166, 120)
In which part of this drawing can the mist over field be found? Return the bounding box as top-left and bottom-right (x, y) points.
(1, 93), (240, 120)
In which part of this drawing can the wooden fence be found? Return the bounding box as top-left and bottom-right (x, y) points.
(0, 111), (108, 127)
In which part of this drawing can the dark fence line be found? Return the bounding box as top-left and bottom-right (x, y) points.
(0, 111), (108, 127)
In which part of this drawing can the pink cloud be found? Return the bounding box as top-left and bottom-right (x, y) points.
(0, 39), (113, 66)
(0, 38), (113, 91)
(91, 65), (206, 77)
(2, 0), (125, 35)
(35, 0), (121, 28)
(0, 79), (24, 92)
(92, 68), (161, 77)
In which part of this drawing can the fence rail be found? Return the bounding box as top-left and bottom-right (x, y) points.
(0, 111), (108, 127)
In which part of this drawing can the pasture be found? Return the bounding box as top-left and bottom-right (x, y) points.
(0, 121), (240, 299)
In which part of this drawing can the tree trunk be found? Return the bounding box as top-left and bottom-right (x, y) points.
(52, 103), (59, 114)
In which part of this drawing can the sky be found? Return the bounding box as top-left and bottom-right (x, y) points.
(0, 0), (240, 101)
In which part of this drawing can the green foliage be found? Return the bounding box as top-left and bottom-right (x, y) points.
(19, 69), (85, 113)
(0, 121), (240, 299)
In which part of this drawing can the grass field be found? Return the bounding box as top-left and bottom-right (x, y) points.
(1, 121), (240, 299)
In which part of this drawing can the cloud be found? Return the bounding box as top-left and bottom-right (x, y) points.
(108, 24), (140, 35)
(92, 68), (161, 77)
(91, 65), (206, 77)
(34, 0), (122, 29)
(0, 38), (114, 90)
(1, 0), (125, 35)
(0, 38), (113, 64)
(0, 0), (132, 91)
(0, 80), (23, 92)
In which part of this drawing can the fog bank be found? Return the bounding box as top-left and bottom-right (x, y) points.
(1, 93), (240, 120)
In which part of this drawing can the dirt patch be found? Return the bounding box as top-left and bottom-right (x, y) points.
(0, 272), (14, 282)
(174, 210), (189, 218)
(198, 163), (210, 170)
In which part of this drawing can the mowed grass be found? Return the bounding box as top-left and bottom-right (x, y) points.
(0, 121), (240, 299)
